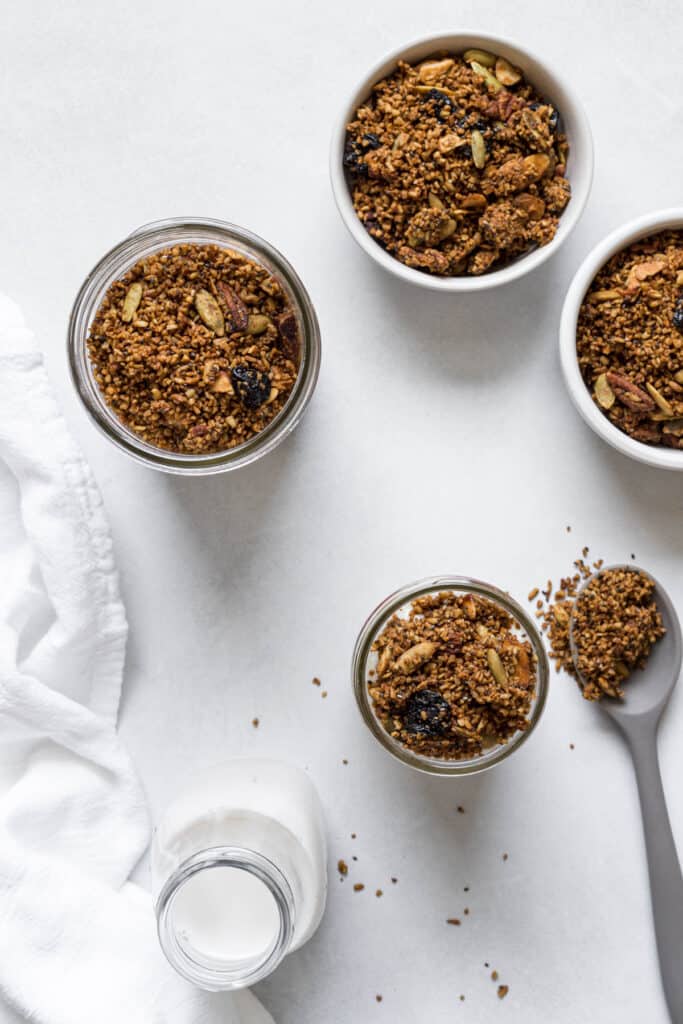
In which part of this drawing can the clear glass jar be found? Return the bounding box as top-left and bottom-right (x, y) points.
(151, 759), (327, 991)
(352, 575), (549, 776)
(67, 218), (321, 475)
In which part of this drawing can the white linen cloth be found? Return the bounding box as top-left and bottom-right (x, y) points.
(0, 295), (273, 1024)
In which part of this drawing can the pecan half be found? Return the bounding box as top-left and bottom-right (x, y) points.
(605, 372), (656, 413)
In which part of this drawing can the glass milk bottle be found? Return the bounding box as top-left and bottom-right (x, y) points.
(151, 759), (327, 990)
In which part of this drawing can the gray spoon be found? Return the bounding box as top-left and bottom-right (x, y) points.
(570, 565), (683, 1022)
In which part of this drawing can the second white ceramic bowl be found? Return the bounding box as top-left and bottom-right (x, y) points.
(330, 32), (593, 292)
(559, 208), (683, 471)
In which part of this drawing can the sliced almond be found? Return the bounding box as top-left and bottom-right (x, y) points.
(523, 153), (550, 181)
(594, 372), (615, 410)
(461, 193), (487, 212)
(588, 289), (622, 303)
(418, 58), (454, 84)
(195, 289), (225, 336)
(121, 282), (143, 323)
(494, 57), (521, 86)
(645, 382), (674, 417)
(487, 649), (508, 687)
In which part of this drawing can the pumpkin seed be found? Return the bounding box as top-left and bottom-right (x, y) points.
(395, 641), (438, 675)
(194, 289), (225, 336)
(246, 313), (271, 335)
(428, 192), (445, 210)
(471, 129), (487, 169)
(645, 382), (673, 417)
(595, 373), (615, 410)
(121, 282), (143, 323)
(487, 649), (508, 687)
(469, 61), (503, 93)
(589, 289), (622, 303)
(463, 48), (496, 68)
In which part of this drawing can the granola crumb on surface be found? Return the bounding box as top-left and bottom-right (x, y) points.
(368, 591), (536, 760)
(251, 718), (259, 728)
(577, 230), (683, 448)
(497, 985), (509, 1000)
(353, 883), (365, 892)
(337, 859), (348, 877)
(344, 51), (570, 277)
(447, 917), (461, 926)
(87, 243), (300, 454)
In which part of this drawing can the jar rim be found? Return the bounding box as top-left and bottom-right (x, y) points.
(351, 575), (550, 776)
(67, 217), (321, 475)
(155, 845), (295, 990)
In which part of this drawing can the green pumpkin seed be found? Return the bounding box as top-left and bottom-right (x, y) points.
(471, 129), (487, 169)
(487, 649), (508, 687)
(463, 48), (496, 68)
(194, 289), (225, 336)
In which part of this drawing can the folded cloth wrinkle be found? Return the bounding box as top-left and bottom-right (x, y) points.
(0, 294), (273, 1024)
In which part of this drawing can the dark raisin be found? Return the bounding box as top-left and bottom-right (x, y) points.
(403, 690), (451, 737)
(673, 298), (683, 333)
(343, 137), (368, 179)
(362, 132), (382, 150)
(421, 88), (458, 124)
(231, 366), (271, 409)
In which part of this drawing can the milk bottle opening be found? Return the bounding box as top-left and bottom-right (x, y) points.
(156, 846), (295, 990)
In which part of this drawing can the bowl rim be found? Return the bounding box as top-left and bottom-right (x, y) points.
(329, 30), (594, 292)
(559, 207), (683, 471)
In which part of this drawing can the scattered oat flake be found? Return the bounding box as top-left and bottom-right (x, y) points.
(497, 985), (509, 1000)
(447, 918), (461, 926)
(491, 970), (499, 981)
(353, 883), (365, 892)
(527, 587), (539, 601)
(376, 889), (383, 898)
(321, 691), (328, 699)
(337, 859), (348, 877)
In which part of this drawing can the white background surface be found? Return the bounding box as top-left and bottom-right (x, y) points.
(2, 0), (682, 1021)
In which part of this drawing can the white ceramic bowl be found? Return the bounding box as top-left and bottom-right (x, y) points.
(560, 208), (683, 471)
(330, 32), (593, 292)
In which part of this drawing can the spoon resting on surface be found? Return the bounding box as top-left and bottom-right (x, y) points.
(570, 565), (683, 1023)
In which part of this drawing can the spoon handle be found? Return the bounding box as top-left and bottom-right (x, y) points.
(628, 727), (683, 1022)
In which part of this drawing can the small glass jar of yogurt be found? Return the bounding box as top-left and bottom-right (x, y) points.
(151, 759), (327, 990)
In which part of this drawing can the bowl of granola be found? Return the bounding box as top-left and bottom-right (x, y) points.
(560, 209), (683, 470)
(330, 33), (593, 290)
(68, 218), (321, 474)
(351, 576), (549, 775)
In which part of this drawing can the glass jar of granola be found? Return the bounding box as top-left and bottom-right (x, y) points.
(352, 576), (549, 775)
(68, 218), (321, 474)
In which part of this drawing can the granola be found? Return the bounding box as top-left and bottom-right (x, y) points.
(534, 558), (665, 700)
(344, 51), (571, 276)
(87, 244), (301, 454)
(367, 591), (536, 759)
(577, 230), (683, 447)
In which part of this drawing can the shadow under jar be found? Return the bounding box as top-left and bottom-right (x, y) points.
(352, 576), (549, 775)
(68, 218), (321, 475)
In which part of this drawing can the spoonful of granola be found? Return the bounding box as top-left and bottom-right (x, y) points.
(569, 566), (683, 1023)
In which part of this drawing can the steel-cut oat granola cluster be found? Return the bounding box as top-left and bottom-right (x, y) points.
(577, 230), (683, 448)
(344, 50), (571, 276)
(87, 243), (300, 455)
(368, 591), (536, 759)
(532, 557), (665, 701)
